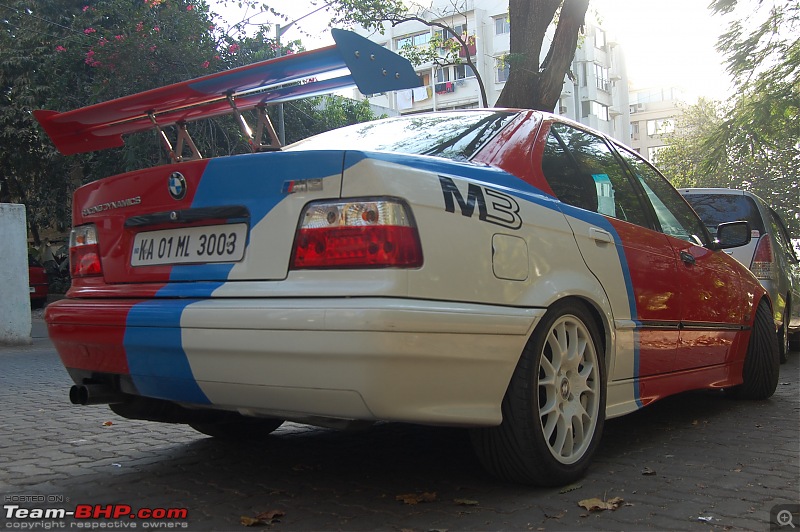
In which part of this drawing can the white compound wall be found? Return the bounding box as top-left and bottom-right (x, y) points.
(0, 204), (32, 344)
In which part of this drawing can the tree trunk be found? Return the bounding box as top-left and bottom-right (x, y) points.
(495, 0), (589, 111)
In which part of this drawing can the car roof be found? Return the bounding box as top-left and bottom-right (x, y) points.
(678, 187), (768, 204)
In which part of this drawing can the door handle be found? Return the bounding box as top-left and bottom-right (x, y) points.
(680, 250), (696, 265)
(589, 227), (614, 244)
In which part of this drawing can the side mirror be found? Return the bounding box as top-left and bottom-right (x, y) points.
(714, 221), (751, 249)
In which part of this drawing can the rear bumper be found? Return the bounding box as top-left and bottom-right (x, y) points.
(46, 298), (542, 426)
(29, 282), (48, 300)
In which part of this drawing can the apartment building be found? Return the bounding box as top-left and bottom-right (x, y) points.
(353, 0), (630, 143)
(628, 87), (684, 162)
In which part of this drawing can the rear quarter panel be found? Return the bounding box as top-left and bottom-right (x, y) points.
(340, 151), (610, 312)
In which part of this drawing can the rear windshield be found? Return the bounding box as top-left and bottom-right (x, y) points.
(286, 111), (518, 162)
(683, 193), (766, 235)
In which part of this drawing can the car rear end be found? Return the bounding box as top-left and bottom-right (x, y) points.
(28, 257), (49, 308)
(679, 189), (763, 266)
(46, 111), (556, 428)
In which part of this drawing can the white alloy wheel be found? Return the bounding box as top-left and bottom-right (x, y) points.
(537, 314), (601, 465)
(470, 300), (606, 486)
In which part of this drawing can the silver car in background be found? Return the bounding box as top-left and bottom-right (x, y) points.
(680, 188), (800, 363)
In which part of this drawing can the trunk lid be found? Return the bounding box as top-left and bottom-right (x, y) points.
(73, 151), (345, 287)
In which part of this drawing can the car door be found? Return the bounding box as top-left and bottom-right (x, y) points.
(539, 122), (680, 379)
(615, 147), (745, 371)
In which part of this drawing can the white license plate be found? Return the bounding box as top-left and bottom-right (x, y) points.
(131, 223), (247, 267)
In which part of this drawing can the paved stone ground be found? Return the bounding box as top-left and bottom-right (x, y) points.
(0, 320), (798, 531)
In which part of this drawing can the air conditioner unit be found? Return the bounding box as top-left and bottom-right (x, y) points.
(636, 103), (645, 110)
(559, 106), (568, 114)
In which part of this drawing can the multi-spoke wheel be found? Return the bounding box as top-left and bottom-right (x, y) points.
(471, 300), (606, 486)
(537, 312), (602, 465)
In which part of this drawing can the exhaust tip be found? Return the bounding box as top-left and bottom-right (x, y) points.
(69, 385), (89, 405)
(69, 384), (126, 405)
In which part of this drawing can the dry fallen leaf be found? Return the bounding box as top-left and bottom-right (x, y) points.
(241, 510), (285, 527)
(102, 421), (113, 426)
(240, 516), (263, 527)
(641, 467), (656, 476)
(454, 498), (479, 506)
(578, 497), (625, 512)
(559, 483), (582, 494)
(255, 510), (285, 520)
(396, 492), (437, 505)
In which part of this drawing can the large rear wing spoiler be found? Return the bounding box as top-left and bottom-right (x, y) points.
(35, 29), (420, 161)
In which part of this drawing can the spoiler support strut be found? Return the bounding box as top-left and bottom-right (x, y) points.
(149, 113), (202, 164)
(227, 95), (282, 153)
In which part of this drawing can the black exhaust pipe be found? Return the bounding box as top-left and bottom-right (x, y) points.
(69, 384), (126, 405)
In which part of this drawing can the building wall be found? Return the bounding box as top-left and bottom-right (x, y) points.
(353, 1), (631, 144)
(628, 87), (685, 162)
(0, 203), (32, 345)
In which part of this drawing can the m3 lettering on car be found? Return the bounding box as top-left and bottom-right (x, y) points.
(438, 175), (522, 230)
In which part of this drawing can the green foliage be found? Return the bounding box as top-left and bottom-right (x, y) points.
(656, 99), (728, 189)
(713, 0), (799, 233)
(0, 0), (380, 239)
(323, 0), (407, 31)
(661, 1), (799, 235)
(283, 96), (382, 145)
(0, 0), (86, 241)
(659, 95), (799, 235)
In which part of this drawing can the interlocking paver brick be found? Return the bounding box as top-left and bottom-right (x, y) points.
(0, 322), (798, 530)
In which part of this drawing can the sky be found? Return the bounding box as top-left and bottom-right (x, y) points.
(211, 0), (737, 103)
(590, 0), (734, 102)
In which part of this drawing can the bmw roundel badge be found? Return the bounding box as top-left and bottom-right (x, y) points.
(168, 172), (187, 200)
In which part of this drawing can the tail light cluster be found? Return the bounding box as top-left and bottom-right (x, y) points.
(750, 234), (774, 280)
(290, 198), (423, 269)
(69, 224), (102, 278)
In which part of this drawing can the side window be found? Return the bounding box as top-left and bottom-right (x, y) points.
(616, 146), (708, 246)
(541, 123), (650, 227)
(769, 209), (795, 261)
(541, 127), (597, 212)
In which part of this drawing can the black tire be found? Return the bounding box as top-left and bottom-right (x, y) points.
(471, 300), (606, 486)
(732, 299), (779, 399)
(778, 305), (789, 364)
(190, 415), (284, 439)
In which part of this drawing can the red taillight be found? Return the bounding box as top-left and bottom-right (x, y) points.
(69, 224), (102, 277)
(290, 199), (423, 269)
(750, 234), (774, 280)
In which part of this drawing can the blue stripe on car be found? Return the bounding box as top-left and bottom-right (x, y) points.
(124, 299), (211, 404)
(125, 151), (353, 402)
(168, 150), (348, 283)
(346, 151), (642, 402)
